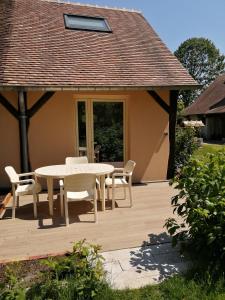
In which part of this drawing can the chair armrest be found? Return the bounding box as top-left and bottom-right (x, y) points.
(18, 172), (35, 177)
(12, 178), (35, 184)
(112, 172), (130, 178)
(113, 168), (124, 173)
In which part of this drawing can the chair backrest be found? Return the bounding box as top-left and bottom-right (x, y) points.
(124, 160), (136, 175)
(65, 156), (88, 165)
(5, 166), (19, 183)
(94, 145), (101, 153)
(64, 173), (96, 193)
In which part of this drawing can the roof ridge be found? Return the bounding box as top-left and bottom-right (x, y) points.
(40, 0), (142, 13)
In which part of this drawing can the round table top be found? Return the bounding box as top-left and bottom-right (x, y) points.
(35, 163), (114, 178)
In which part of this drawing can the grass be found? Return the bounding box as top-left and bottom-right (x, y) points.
(96, 275), (225, 300)
(192, 143), (225, 161)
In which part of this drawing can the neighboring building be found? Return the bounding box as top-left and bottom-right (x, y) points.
(185, 74), (225, 140)
(0, 0), (197, 189)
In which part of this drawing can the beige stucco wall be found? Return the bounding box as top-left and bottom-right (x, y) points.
(0, 92), (20, 189)
(129, 91), (169, 182)
(28, 92), (76, 170)
(0, 89), (169, 189)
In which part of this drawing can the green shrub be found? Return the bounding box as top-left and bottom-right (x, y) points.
(175, 126), (199, 171)
(165, 151), (225, 272)
(0, 264), (26, 300)
(27, 240), (105, 300)
(0, 240), (106, 300)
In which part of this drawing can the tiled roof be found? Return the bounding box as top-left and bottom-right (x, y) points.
(0, 0), (197, 90)
(185, 74), (225, 115)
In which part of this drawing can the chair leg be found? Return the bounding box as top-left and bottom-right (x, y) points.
(16, 196), (20, 208)
(37, 194), (39, 204)
(123, 186), (126, 200)
(60, 187), (64, 216)
(97, 176), (101, 200)
(107, 186), (110, 200)
(12, 193), (16, 219)
(93, 191), (98, 223)
(128, 184), (133, 208)
(112, 186), (115, 209)
(64, 194), (69, 226)
(33, 193), (38, 218)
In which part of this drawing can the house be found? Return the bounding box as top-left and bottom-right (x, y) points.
(0, 0), (197, 189)
(185, 73), (225, 140)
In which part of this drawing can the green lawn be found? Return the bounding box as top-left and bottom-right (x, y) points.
(96, 275), (225, 300)
(192, 143), (225, 160)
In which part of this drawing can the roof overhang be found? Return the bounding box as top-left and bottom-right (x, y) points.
(0, 84), (201, 92)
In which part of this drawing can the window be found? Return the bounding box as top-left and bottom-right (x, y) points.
(64, 14), (112, 33)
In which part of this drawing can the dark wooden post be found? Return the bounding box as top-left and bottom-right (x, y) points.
(167, 90), (179, 179)
(18, 91), (30, 173)
(0, 91), (55, 173)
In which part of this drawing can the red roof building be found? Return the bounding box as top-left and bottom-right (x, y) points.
(0, 0), (198, 188)
(185, 74), (225, 140)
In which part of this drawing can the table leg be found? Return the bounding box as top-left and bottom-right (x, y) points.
(100, 175), (106, 211)
(47, 177), (53, 216)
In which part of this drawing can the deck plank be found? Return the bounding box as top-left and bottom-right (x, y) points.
(0, 182), (176, 262)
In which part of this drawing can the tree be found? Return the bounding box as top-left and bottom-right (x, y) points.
(175, 38), (225, 107)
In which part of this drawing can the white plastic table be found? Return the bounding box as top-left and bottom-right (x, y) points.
(35, 163), (114, 215)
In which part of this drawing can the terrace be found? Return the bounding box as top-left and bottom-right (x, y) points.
(0, 182), (174, 262)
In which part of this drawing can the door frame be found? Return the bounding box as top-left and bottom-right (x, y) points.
(74, 95), (128, 164)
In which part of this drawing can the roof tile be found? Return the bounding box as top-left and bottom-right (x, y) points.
(0, 0), (197, 89)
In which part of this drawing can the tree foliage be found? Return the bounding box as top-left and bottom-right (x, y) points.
(175, 38), (225, 106)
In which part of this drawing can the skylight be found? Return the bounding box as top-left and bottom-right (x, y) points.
(64, 14), (112, 33)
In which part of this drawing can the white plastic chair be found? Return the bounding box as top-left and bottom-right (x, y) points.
(105, 160), (136, 209)
(61, 155), (101, 200)
(59, 156), (89, 190)
(65, 156), (88, 165)
(5, 166), (41, 219)
(60, 173), (97, 226)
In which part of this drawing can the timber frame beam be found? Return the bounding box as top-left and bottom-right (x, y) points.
(29, 91), (55, 118)
(0, 93), (19, 120)
(167, 90), (178, 179)
(148, 89), (178, 179)
(0, 91), (55, 172)
(148, 90), (170, 114)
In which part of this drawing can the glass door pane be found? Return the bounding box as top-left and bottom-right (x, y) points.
(93, 101), (124, 162)
(77, 101), (87, 156)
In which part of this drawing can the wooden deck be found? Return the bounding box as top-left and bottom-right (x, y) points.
(0, 182), (175, 262)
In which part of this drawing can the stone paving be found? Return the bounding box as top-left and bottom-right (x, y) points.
(102, 242), (190, 289)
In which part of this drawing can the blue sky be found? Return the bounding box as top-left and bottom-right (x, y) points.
(71, 0), (225, 54)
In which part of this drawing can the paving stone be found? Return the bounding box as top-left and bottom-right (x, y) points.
(148, 243), (179, 255)
(102, 248), (133, 262)
(129, 248), (157, 272)
(102, 243), (190, 289)
(153, 252), (185, 264)
(104, 260), (123, 283)
(104, 247), (157, 272)
(160, 262), (191, 278)
(111, 269), (161, 290)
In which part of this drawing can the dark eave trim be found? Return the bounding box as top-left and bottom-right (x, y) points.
(0, 84), (201, 92)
